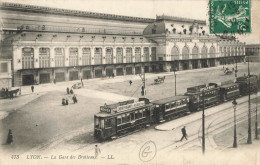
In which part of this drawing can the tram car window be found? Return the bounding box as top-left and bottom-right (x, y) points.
(236, 75), (258, 96)
(185, 83), (220, 111)
(94, 100), (153, 141)
(151, 96), (190, 123)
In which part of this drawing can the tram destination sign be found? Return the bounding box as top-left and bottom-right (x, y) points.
(100, 99), (135, 113)
(117, 101), (145, 112)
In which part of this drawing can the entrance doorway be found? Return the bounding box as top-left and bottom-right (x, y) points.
(135, 66), (141, 74)
(94, 69), (102, 78)
(55, 72), (65, 82)
(116, 68), (123, 76)
(83, 70), (91, 79)
(69, 71), (79, 81)
(22, 74), (34, 85)
(126, 67), (132, 75)
(39, 73), (50, 84)
(106, 68), (113, 77)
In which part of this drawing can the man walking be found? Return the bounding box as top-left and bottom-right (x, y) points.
(180, 126), (188, 142)
(95, 145), (101, 157)
(129, 80), (132, 86)
(31, 85), (34, 93)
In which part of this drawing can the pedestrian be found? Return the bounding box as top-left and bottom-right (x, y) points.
(112, 73), (115, 78)
(95, 145), (101, 157)
(129, 80), (132, 86)
(5, 88), (9, 98)
(54, 78), (56, 84)
(9, 92), (13, 100)
(82, 81), (84, 88)
(62, 98), (66, 106)
(67, 87), (70, 94)
(72, 95), (78, 104)
(31, 85), (34, 92)
(65, 98), (69, 105)
(6, 129), (13, 144)
(70, 88), (74, 94)
(180, 126), (188, 141)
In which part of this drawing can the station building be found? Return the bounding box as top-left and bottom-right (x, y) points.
(0, 2), (246, 87)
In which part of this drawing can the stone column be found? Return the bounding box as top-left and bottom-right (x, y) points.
(91, 47), (95, 65)
(102, 47), (106, 64)
(65, 46), (70, 66)
(78, 47), (82, 66)
(132, 47), (135, 63)
(123, 47), (126, 63)
(34, 46), (39, 68)
(50, 46), (55, 67)
(113, 47), (117, 64)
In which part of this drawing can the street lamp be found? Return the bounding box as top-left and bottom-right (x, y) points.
(202, 90), (205, 154)
(232, 99), (238, 148)
(247, 51), (252, 144)
(255, 91), (259, 140)
(173, 68), (177, 96)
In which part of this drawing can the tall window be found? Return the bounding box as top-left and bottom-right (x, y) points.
(55, 48), (65, 67)
(227, 47), (230, 56)
(22, 47), (34, 69)
(192, 46), (199, 59)
(94, 48), (102, 64)
(238, 47), (241, 56)
(143, 47), (149, 62)
(135, 47), (141, 62)
(116, 48), (123, 63)
(0, 63), (8, 73)
(182, 46), (189, 60)
(209, 46), (216, 58)
(39, 48), (50, 68)
(231, 47), (234, 56)
(201, 46), (207, 58)
(171, 46), (179, 60)
(106, 48), (113, 64)
(241, 47), (244, 55)
(223, 47), (226, 57)
(126, 47), (132, 63)
(82, 48), (91, 65)
(235, 47), (237, 56)
(69, 48), (78, 66)
(151, 47), (156, 61)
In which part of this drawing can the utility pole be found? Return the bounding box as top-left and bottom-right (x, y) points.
(232, 99), (238, 147)
(139, 72), (146, 96)
(202, 90), (205, 154)
(247, 55), (252, 144)
(255, 91), (259, 140)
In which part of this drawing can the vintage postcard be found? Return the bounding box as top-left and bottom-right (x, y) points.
(0, 0), (260, 164)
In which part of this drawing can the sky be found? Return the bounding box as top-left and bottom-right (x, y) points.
(2, 0), (260, 44)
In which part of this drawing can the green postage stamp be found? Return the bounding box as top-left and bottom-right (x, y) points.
(209, 0), (251, 34)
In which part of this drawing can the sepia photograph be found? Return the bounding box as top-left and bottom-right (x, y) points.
(0, 0), (259, 164)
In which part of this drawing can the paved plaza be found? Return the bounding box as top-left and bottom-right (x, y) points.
(0, 63), (260, 164)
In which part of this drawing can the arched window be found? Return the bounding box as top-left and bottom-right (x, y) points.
(238, 47), (241, 56)
(171, 46), (179, 60)
(227, 47), (230, 56)
(126, 47), (132, 63)
(94, 48), (102, 65)
(201, 46), (208, 58)
(192, 46), (199, 59)
(182, 46), (189, 60)
(219, 47), (222, 56)
(116, 48), (123, 63)
(22, 47), (34, 69)
(151, 47), (156, 61)
(135, 47), (141, 62)
(209, 46), (216, 57)
(231, 47), (234, 56)
(69, 48), (78, 66)
(82, 48), (91, 65)
(55, 48), (65, 67)
(235, 47), (237, 56)
(106, 48), (113, 64)
(223, 47), (226, 57)
(143, 47), (149, 62)
(39, 48), (50, 68)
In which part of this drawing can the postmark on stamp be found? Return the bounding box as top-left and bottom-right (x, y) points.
(209, 0), (251, 34)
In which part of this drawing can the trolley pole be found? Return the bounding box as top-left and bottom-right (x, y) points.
(247, 56), (252, 144)
(255, 92), (259, 140)
(235, 56), (238, 77)
(202, 90), (205, 154)
(232, 99), (238, 148)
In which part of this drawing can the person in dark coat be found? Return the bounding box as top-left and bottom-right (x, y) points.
(6, 129), (13, 144)
(70, 88), (74, 94)
(112, 73), (115, 78)
(180, 126), (188, 141)
(72, 95), (78, 104)
(129, 80), (132, 86)
(62, 98), (66, 106)
(65, 98), (69, 105)
(31, 85), (34, 92)
(5, 88), (9, 98)
(67, 87), (70, 94)
(9, 92), (13, 100)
